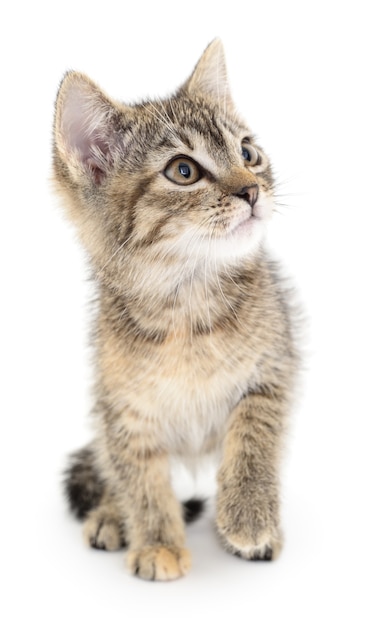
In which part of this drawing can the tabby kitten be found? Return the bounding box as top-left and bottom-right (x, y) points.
(53, 39), (299, 581)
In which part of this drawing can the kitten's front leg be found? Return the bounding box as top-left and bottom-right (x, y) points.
(105, 426), (190, 581)
(216, 389), (287, 560)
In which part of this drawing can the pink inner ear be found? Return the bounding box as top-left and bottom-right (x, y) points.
(60, 82), (112, 177)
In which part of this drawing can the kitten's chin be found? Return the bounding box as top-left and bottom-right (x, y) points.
(223, 216), (267, 261)
(218, 196), (274, 261)
(169, 213), (267, 266)
(229, 214), (259, 239)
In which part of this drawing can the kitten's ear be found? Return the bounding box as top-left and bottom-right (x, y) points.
(182, 39), (234, 107)
(54, 72), (125, 185)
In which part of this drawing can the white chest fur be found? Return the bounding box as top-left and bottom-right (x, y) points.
(111, 331), (259, 455)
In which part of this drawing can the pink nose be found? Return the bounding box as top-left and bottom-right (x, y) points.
(237, 184), (259, 208)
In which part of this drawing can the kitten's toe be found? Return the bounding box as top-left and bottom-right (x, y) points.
(83, 513), (125, 551)
(248, 544), (274, 561)
(126, 545), (191, 581)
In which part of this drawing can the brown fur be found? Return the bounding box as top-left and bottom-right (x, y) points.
(54, 40), (299, 581)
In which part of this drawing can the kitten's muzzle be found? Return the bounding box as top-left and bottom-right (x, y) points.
(236, 184), (259, 210)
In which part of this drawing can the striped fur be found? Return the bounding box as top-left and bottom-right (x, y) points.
(54, 40), (300, 581)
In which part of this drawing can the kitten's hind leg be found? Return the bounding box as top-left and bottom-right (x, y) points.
(83, 491), (126, 551)
(84, 496), (204, 552)
(64, 444), (204, 556)
(64, 444), (126, 550)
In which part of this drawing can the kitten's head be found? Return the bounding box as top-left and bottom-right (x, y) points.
(53, 40), (275, 289)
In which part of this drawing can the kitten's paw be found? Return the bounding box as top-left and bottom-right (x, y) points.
(216, 498), (282, 561)
(126, 546), (191, 581)
(217, 526), (282, 561)
(83, 512), (126, 551)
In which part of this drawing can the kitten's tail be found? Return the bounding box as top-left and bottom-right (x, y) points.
(63, 445), (205, 523)
(63, 445), (104, 521)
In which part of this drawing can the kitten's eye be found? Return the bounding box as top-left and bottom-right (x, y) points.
(241, 143), (260, 167)
(164, 157), (201, 186)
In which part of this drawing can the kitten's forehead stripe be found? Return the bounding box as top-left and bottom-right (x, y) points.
(162, 97), (239, 165)
(219, 117), (250, 138)
(156, 135), (194, 152)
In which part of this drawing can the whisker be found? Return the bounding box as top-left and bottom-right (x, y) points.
(98, 234), (134, 274)
(158, 100), (175, 127)
(167, 98), (180, 128)
(203, 228), (215, 335)
(169, 231), (200, 336)
(187, 230), (211, 344)
(167, 220), (212, 338)
(141, 102), (177, 140)
(211, 229), (239, 324)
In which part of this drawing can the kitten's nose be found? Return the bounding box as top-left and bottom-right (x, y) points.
(237, 184), (259, 208)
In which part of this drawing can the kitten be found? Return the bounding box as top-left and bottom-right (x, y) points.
(53, 39), (299, 581)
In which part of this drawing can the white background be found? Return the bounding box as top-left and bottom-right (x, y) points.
(1, 1), (381, 624)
